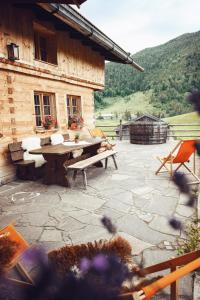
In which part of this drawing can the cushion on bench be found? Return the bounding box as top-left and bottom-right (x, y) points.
(51, 133), (64, 145)
(22, 137), (46, 168)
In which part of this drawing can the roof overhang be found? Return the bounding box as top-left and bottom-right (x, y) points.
(37, 3), (144, 71)
(8, 0), (86, 6)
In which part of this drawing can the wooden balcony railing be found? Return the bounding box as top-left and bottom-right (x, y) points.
(120, 250), (200, 300)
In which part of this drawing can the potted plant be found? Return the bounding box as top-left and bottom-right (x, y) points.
(42, 116), (54, 130)
(68, 113), (84, 130)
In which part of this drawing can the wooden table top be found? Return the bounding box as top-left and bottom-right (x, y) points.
(29, 138), (103, 155)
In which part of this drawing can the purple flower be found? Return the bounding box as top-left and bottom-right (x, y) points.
(188, 90), (200, 114)
(172, 172), (190, 194)
(80, 257), (91, 273)
(187, 194), (197, 207)
(22, 247), (48, 265)
(169, 218), (182, 230)
(92, 254), (109, 272)
(101, 216), (117, 234)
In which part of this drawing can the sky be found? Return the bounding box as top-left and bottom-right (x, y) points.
(77, 0), (200, 54)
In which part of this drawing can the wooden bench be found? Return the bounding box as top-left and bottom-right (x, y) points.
(8, 142), (36, 180)
(67, 150), (118, 188)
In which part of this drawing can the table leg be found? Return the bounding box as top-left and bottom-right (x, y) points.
(43, 154), (71, 187)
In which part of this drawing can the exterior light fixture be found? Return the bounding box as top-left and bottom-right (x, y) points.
(7, 43), (19, 61)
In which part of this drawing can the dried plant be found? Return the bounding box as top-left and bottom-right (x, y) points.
(0, 235), (19, 274)
(101, 216), (117, 234)
(48, 236), (132, 276)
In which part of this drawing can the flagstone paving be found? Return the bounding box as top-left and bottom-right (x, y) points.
(0, 140), (198, 298)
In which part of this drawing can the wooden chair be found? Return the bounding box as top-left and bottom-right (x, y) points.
(89, 128), (116, 152)
(89, 128), (107, 139)
(155, 140), (200, 184)
(0, 224), (33, 286)
(8, 142), (36, 180)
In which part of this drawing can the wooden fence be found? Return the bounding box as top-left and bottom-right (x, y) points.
(96, 122), (200, 140)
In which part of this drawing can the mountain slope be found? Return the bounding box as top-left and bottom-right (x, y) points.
(95, 31), (200, 117)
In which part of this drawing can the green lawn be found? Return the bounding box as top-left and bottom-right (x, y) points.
(95, 119), (122, 138)
(164, 112), (200, 140)
(164, 112), (199, 124)
(96, 91), (154, 117)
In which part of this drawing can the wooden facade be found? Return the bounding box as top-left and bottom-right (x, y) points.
(0, 3), (105, 184)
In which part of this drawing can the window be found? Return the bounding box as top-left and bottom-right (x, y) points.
(34, 93), (56, 127)
(67, 95), (81, 117)
(34, 30), (57, 64)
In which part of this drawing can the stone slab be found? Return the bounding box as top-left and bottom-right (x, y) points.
(116, 214), (175, 245)
(40, 229), (62, 242)
(111, 174), (131, 181)
(134, 194), (178, 217)
(105, 199), (131, 213)
(95, 206), (124, 220)
(118, 232), (153, 255)
(16, 226), (43, 242)
(57, 216), (85, 232)
(176, 205), (195, 218)
(60, 193), (105, 211)
(19, 212), (49, 226)
(69, 225), (111, 245)
(149, 215), (180, 236)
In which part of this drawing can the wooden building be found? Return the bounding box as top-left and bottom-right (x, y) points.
(0, 2), (143, 184)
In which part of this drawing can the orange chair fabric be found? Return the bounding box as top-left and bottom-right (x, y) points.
(172, 140), (196, 164)
(0, 224), (29, 265)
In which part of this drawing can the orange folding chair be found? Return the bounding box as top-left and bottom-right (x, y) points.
(155, 140), (200, 184)
(0, 224), (33, 286)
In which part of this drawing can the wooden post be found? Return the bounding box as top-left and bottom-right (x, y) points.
(193, 151), (196, 174)
(119, 119), (123, 141)
(170, 266), (178, 300)
(167, 124), (170, 140)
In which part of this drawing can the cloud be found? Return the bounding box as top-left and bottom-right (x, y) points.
(79, 0), (200, 53)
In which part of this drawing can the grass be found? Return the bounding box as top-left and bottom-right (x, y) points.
(95, 119), (122, 138)
(164, 112), (199, 124)
(164, 112), (200, 140)
(96, 91), (154, 117)
(95, 90), (154, 139)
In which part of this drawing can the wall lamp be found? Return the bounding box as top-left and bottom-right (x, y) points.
(7, 43), (19, 61)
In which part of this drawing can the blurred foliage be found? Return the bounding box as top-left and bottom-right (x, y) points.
(95, 31), (200, 117)
(178, 221), (200, 255)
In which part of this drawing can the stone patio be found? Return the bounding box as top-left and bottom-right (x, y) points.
(0, 140), (197, 298)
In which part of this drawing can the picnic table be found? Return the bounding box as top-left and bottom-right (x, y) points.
(29, 138), (103, 187)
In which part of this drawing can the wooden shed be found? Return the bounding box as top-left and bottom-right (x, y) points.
(0, 2), (143, 184)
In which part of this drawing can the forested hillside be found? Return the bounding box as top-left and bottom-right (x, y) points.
(95, 31), (200, 117)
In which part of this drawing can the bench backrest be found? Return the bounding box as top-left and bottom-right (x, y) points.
(8, 142), (24, 162)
